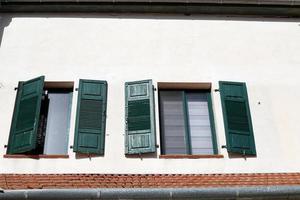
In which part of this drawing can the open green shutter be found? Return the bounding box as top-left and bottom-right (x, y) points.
(8, 76), (45, 154)
(219, 81), (256, 155)
(74, 79), (107, 155)
(125, 80), (156, 154)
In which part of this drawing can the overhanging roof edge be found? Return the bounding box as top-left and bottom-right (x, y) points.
(0, 2), (300, 17)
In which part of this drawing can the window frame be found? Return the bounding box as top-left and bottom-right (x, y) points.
(158, 82), (218, 156)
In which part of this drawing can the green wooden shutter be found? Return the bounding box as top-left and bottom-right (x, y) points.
(219, 81), (256, 155)
(125, 80), (156, 154)
(73, 79), (107, 155)
(8, 76), (45, 154)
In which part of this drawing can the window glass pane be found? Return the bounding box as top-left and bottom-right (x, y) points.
(186, 92), (214, 155)
(43, 92), (72, 155)
(160, 91), (187, 154)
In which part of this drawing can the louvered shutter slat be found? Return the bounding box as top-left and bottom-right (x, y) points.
(8, 76), (45, 154)
(73, 79), (107, 155)
(219, 81), (256, 155)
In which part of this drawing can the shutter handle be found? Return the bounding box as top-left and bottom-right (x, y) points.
(214, 89), (220, 92)
(221, 145), (227, 149)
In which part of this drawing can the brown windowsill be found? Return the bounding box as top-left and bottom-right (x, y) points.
(3, 154), (69, 159)
(159, 154), (224, 159)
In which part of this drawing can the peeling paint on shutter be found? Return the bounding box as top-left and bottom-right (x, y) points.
(125, 80), (156, 154)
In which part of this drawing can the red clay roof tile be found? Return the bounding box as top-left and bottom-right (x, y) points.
(1, 173), (300, 190)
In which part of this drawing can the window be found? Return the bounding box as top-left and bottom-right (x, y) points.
(158, 82), (217, 155)
(7, 76), (73, 155)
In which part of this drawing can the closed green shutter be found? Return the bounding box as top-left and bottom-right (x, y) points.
(219, 81), (256, 155)
(73, 79), (107, 155)
(125, 80), (156, 154)
(8, 76), (45, 154)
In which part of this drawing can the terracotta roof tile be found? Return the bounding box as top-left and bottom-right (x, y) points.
(1, 173), (300, 190)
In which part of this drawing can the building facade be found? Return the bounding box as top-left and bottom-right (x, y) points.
(0, 1), (300, 198)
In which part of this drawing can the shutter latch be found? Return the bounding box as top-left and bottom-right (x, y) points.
(242, 150), (247, 160)
(214, 89), (220, 92)
(221, 145), (227, 149)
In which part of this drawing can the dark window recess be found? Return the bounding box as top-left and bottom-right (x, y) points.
(34, 93), (50, 155)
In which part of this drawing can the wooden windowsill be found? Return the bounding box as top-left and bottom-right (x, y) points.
(3, 154), (69, 159)
(159, 154), (224, 159)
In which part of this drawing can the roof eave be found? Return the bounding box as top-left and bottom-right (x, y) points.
(0, 1), (300, 17)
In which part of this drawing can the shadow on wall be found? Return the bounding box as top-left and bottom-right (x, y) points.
(0, 15), (12, 48)
(0, 13), (298, 47)
(1, 13), (300, 23)
(0, 12), (298, 48)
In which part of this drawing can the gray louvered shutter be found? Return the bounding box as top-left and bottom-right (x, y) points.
(125, 80), (156, 154)
(73, 79), (107, 155)
(219, 81), (256, 155)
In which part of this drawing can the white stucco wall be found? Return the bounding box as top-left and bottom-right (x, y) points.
(0, 13), (299, 174)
